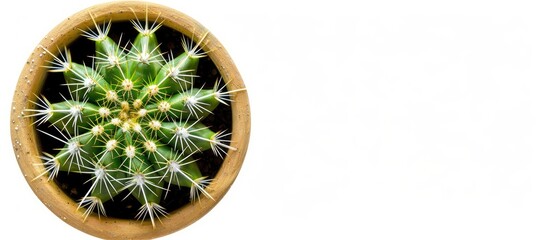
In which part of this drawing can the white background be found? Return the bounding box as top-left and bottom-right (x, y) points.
(3, 0), (549, 239)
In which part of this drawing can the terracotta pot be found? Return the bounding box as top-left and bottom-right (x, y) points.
(10, 1), (250, 239)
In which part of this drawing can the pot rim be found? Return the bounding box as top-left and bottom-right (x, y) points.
(10, 1), (250, 239)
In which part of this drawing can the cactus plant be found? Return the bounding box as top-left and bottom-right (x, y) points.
(23, 10), (244, 228)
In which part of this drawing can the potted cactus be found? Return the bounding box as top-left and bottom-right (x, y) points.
(10, 1), (250, 239)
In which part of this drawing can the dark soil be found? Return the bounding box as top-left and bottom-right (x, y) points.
(36, 20), (231, 220)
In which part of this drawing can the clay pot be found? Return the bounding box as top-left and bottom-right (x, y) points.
(10, 1), (250, 239)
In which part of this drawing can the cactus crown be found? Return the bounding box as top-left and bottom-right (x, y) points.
(25, 11), (243, 227)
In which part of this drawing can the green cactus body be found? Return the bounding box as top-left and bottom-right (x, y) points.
(26, 14), (243, 227)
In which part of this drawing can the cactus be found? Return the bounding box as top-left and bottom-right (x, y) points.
(25, 12), (244, 227)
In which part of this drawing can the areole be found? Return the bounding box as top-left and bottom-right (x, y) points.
(10, 1), (250, 239)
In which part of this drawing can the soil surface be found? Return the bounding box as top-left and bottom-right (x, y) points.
(36, 20), (231, 219)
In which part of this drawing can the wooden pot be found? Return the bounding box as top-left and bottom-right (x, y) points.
(10, 1), (250, 239)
